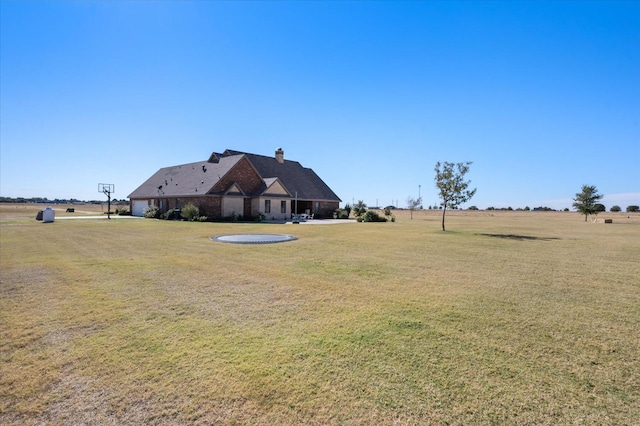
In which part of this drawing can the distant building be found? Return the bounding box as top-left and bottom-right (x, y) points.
(128, 148), (341, 219)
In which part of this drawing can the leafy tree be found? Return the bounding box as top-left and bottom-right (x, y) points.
(434, 161), (476, 231)
(406, 196), (422, 219)
(352, 200), (367, 218)
(594, 203), (606, 213)
(572, 185), (604, 221)
(610, 205), (621, 212)
(627, 205), (639, 213)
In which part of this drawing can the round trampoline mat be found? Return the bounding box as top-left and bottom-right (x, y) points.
(211, 234), (298, 244)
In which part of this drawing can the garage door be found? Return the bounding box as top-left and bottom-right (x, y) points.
(132, 200), (149, 217)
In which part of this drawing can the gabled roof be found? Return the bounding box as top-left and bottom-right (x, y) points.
(261, 177), (291, 197)
(129, 149), (341, 202)
(224, 182), (246, 196)
(223, 150), (341, 202)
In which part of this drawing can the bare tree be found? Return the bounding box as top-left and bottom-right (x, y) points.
(434, 161), (476, 231)
(406, 196), (422, 219)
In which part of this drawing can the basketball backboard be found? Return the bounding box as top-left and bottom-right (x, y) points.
(98, 183), (115, 194)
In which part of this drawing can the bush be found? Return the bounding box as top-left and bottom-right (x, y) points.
(115, 207), (131, 215)
(363, 210), (387, 222)
(181, 203), (200, 221)
(143, 206), (159, 219)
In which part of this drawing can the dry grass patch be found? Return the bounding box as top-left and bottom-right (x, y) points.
(1, 209), (639, 424)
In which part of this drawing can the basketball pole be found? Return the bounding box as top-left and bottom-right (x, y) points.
(99, 184), (114, 220)
(105, 189), (111, 219)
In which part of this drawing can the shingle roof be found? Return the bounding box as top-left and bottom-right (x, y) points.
(128, 155), (243, 199)
(128, 149), (341, 202)
(223, 150), (341, 202)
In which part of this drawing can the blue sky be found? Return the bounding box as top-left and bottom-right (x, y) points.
(1, 1), (638, 210)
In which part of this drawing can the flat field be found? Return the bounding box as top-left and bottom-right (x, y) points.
(1, 205), (639, 424)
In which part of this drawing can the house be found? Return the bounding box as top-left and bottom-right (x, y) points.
(128, 148), (341, 220)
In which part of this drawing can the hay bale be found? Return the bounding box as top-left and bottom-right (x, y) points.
(604, 219), (613, 224)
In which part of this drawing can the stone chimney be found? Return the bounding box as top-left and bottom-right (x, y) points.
(275, 147), (284, 164)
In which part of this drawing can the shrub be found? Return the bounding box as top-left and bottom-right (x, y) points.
(338, 210), (350, 219)
(143, 206), (159, 219)
(115, 207), (131, 215)
(181, 203), (200, 221)
(363, 210), (387, 222)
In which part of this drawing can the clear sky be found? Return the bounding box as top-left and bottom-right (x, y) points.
(1, 1), (638, 210)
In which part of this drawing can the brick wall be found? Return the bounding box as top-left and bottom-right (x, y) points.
(214, 156), (264, 195)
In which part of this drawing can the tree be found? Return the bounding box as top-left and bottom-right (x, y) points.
(352, 200), (367, 218)
(572, 185), (603, 221)
(406, 196), (422, 219)
(434, 161), (476, 231)
(610, 205), (621, 212)
(627, 205), (639, 213)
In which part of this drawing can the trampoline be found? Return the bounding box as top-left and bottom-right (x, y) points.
(211, 234), (298, 244)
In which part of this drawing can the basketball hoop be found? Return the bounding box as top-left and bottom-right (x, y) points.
(98, 183), (115, 219)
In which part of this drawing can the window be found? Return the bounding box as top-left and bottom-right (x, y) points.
(265, 200), (271, 213)
(281, 200), (286, 214)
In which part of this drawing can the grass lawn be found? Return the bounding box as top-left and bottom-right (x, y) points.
(1, 205), (639, 424)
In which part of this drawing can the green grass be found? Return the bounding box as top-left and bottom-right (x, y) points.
(1, 207), (639, 424)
